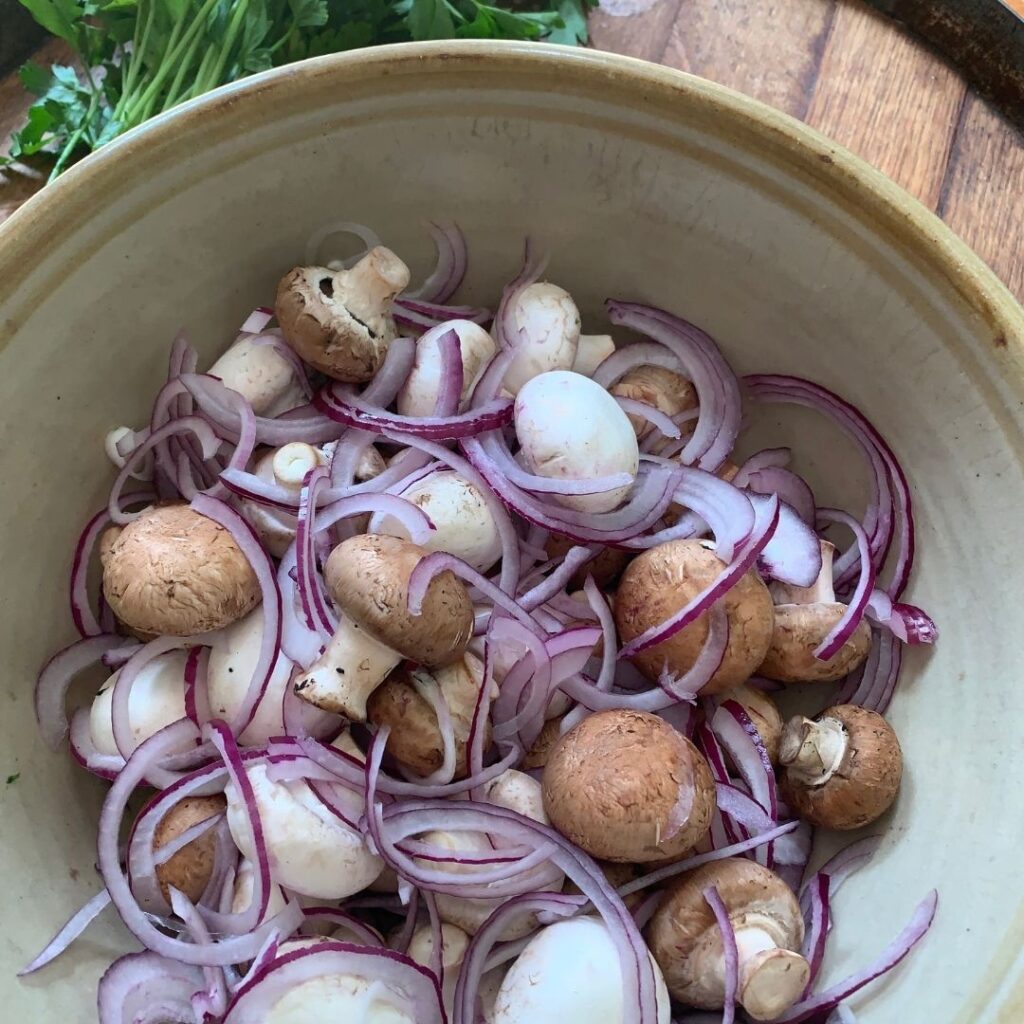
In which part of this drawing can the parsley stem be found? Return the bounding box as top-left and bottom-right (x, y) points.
(204, 0), (251, 94)
(163, 35), (210, 112)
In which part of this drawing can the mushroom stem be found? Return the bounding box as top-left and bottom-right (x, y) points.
(272, 442), (323, 488)
(340, 246), (409, 325)
(293, 612), (402, 720)
(778, 715), (847, 786)
(770, 539), (836, 605)
(734, 927), (810, 1021)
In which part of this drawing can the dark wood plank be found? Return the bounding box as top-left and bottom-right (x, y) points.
(806, 0), (967, 208)
(939, 93), (1024, 302)
(660, 0), (835, 118)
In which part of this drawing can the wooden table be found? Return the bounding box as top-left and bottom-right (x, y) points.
(2, 0), (1023, 302)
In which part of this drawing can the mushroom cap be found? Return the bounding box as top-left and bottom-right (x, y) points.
(267, 969), (414, 1024)
(779, 704), (903, 829)
(647, 857), (804, 1010)
(366, 654), (489, 778)
(522, 716), (563, 770)
(323, 534), (473, 668)
(101, 504), (260, 636)
(610, 364), (697, 437)
(545, 533), (632, 590)
(542, 709), (716, 862)
(759, 604), (872, 683)
(722, 683), (784, 764)
(153, 794), (227, 904)
(275, 247), (410, 383)
(615, 540), (775, 694)
(503, 282), (582, 395)
(208, 335), (305, 417)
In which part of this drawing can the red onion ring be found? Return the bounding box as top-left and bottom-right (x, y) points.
(751, 494), (823, 587)
(239, 307), (274, 334)
(492, 240), (549, 349)
(613, 395), (683, 439)
(294, 466), (338, 640)
(304, 220), (382, 267)
(69, 706), (124, 780)
(813, 508), (876, 660)
(97, 950), (206, 1024)
(183, 646), (212, 728)
(403, 221), (469, 304)
(801, 872), (831, 990)
(745, 466), (816, 525)
(19, 887), (111, 976)
(703, 884), (738, 1024)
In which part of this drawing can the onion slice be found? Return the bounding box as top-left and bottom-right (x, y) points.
(704, 885), (738, 1024)
(19, 888), (111, 976)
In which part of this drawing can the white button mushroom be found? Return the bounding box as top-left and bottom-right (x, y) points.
(267, 967), (414, 1024)
(420, 770), (565, 940)
(231, 857), (288, 922)
(207, 606), (333, 746)
(293, 535), (474, 722)
(647, 858), (809, 1021)
(224, 761), (383, 900)
(89, 650), (188, 756)
(276, 247), (411, 383)
(244, 442), (327, 557)
(493, 916), (671, 1024)
(571, 334), (616, 378)
(368, 469), (503, 573)
(101, 504), (261, 637)
(208, 335), (307, 417)
(397, 320), (498, 416)
(514, 371), (639, 513)
(503, 283), (582, 394)
(404, 922), (470, 1017)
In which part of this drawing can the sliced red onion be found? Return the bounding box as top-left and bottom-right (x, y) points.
(407, 668), (458, 785)
(490, 617), (553, 747)
(278, 544), (325, 669)
(153, 812), (225, 869)
(433, 327), (465, 417)
(712, 701), (778, 821)
(69, 706), (124, 780)
(813, 508), (876, 660)
(395, 298), (491, 331)
(732, 447), (792, 485)
(223, 941), (445, 1024)
(772, 891), (937, 1023)
(715, 783), (777, 835)
(239, 307), (275, 334)
(300, 907), (385, 946)
(618, 494), (780, 657)
(169, 888), (230, 1020)
(315, 386), (513, 440)
(305, 220), (382, 266)
(670, 467), (755, 562)
(392, 887), (421, 955)
(801, 872), (831, 990)
(607, 301), (742, 472)
(19, 887), (111, 976)
(745, 466), (817, 525)
(614, 395), (683, 439)
(294, 466), (338, 640)
(703, 885), (738, 1024)
(866, 590), (938, 644)
(750, 493), (822, 587)
(183, 646), (212, 728)
(492, 240), (549, 349)
(804, 836), (883, 901)
(518, 546), (596, 610)
(773, 819), (814, 893)
(35, 634), (126, 751)
(191, 495), (282, 736)
(403, 221), (469, 304)
(360, 335), (418, 407)
(97, 950), (206, 1024)
(592, 340), (682, 390)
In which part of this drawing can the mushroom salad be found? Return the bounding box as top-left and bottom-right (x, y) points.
(30, 223), (939, 1024)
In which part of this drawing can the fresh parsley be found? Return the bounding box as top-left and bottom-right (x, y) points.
(4, 0), (598, 178)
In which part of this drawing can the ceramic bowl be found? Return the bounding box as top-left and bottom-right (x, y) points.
(1, 41), (1022, 1023)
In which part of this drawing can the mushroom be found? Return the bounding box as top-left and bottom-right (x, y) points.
(759, 541), (872, 683)
(503, 283), (582, 394)
(368, 469), (503, 573)
(207, 334), (307, 417)
(206, 606), (334, 746)
(420, 769), (565, 940)
(397, 320), (498, 416)
(292, 535), (474, 721)
(615, 539), (775, 693)
(778, 704), (903, 830)
(101, 503), (260, 637)
(366, 653), (493, 779)
(515, 370), (639, 513)
(275, 246), (411, 383)
(152, 794), (227, 904)
(720, 682), (784, 764)
(545, 534), (631, 590)
(224, 760), (383, 900)
(404, 922), (471, 1017)
(571, 334), (616, 377)
(647, 858), (809, 1021)
(231, 856), (288, 922)
(542, 709), (715, 863)
(89, 650), (188, 756)
(244, 442), (327, 558)
(522, 716), (563, 770)
(493, 916), (671, 1024)
(609, 364), (697, 443)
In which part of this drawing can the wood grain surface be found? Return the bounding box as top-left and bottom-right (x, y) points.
(1, 0), (1023, 302)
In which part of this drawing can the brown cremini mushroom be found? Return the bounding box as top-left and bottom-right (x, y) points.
(275, 246), (410, 383)
(152, 794), (227, 903)
(610, 365), (697, 444)
(647, 858), (809, 1021)
(542, 709), (715, 863)
(293, 535), (474, 721)
(101, 504), (260, 636)
(366, 653), (493, 779)
(759, 540), (872, 684)
(615, 539), (775, 694)
(778, 704), (902, 830)
(523, 716), (563, 770)
(721, 682), (784, 764)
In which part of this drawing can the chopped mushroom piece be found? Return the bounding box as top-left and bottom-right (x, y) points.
(542, 709), (715, 863)
(647, 858), (809, 1021)
(778, 704), (903, 829)
(101, 503), (260, 636)
(293, 535), (474, 721)
(276, 246), (410, 382)
(615, 539), (775, 693)
(152, 795), (227, 904)
(759, 539), (872, 683)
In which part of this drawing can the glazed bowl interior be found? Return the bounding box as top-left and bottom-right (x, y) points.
(2, 41), (1023, 1023)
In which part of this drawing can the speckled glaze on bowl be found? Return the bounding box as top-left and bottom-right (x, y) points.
(1, 41), (1022, 1024)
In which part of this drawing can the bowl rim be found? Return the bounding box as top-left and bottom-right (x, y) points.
(1, 39), (1023, 357)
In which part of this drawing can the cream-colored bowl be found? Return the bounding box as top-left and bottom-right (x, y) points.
(1, 41), (1022, 1023)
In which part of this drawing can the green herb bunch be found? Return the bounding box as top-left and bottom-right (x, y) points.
(5, 0), (597, 177)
